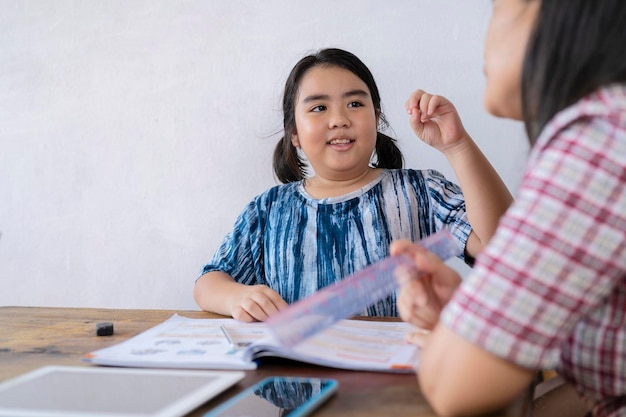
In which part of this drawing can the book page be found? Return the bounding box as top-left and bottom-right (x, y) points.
(84, 315), (267, 370)
(85, 315), (419, 373)
(247, 320), (419, 373)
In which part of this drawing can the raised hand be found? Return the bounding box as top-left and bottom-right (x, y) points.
(405, 89), (470, 153)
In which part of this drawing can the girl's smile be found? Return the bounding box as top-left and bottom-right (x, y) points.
(327, 135), (355, 149)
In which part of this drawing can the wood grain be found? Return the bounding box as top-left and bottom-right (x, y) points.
(0, 306), (531, 417)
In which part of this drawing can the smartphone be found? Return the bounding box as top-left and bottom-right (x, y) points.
(204, 376), (338, 417)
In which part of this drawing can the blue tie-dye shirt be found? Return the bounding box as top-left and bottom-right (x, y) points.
(202, 169), (471, 316)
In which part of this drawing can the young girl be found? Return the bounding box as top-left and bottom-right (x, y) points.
(393, 1), (626, 416)
(194, 48), (512, 322)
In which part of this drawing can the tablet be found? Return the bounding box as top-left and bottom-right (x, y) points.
(0, 366), (245, 417)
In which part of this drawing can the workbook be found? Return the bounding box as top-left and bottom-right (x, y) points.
(84, 314), (419, 373)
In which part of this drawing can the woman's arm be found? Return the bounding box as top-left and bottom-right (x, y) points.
(391, 239), (535, 415)
(419, 324), (535, 417)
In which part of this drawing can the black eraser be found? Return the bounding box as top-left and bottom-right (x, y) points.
(96, 322), (114, 336)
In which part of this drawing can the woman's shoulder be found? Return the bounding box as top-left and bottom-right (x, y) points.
(527, 84), (626, 184)
(583, 83), (626, 118)
(537, 84), (626, 148)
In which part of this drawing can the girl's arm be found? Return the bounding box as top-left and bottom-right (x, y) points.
(406, 90), (513, 257)
(440, 136), (513, 257)
(194, 271), (288, 322)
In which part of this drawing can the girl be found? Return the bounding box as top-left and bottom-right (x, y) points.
(195, 48), (512, 322)
(394, 1), (626, 416)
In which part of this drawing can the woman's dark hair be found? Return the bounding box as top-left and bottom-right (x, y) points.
(273, 48), (404, 183)
(521, 0), (626, 143)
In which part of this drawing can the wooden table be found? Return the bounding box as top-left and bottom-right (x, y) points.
(0, 306), (532, 417)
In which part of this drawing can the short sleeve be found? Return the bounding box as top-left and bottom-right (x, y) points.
(441, 112), (626, 370)
(423, 169), (472, 262)
(200, 197), (265, 286)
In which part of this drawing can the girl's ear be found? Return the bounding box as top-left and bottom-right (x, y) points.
(291, 132), (300, 148)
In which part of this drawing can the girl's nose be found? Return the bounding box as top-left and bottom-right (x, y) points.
(328, 109), (350, 129)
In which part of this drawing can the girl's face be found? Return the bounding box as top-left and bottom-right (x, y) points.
(483, 0), (540, 120)
(291, 65), (378, 181)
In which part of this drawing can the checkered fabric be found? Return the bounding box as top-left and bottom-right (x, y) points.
(442, 84), (626, 417)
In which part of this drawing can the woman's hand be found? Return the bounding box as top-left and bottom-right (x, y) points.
(392, 239), (462, 332)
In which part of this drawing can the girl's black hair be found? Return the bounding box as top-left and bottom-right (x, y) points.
(273, 48), (404, 184)
(521, 0), (626, 143)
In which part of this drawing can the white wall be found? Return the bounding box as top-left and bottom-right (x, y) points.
(0, 0), (529, 310)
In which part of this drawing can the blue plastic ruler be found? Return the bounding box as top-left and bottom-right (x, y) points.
(266, 230), (462, 347)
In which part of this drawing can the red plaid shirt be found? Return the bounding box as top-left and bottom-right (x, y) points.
(442, 84), (626, 416)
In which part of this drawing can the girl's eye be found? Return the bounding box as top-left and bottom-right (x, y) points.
(311, 105), (326, 112)
(348, 101), (363, 108)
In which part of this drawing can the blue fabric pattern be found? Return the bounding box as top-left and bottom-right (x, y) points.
(202, 169), (471, 316)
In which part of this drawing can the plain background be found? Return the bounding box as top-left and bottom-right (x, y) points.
(0, 1), (529, 310)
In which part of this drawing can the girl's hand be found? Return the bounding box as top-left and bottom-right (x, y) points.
(405, 90), (470, 153)
(392, 239), (462, 330)
(229, 285), (289, 322)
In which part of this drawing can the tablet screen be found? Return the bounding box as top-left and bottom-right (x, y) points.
(0, 366), (244, 417)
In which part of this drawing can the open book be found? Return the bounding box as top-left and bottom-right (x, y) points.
(84, 314), (419, 373)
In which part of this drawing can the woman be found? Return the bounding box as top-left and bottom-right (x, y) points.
(394, 1), (626, 416)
